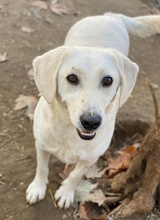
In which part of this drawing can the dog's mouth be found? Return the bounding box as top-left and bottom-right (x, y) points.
(76, 129), (96, 140)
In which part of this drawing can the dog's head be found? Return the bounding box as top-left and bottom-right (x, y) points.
(33, 46), (139, 140)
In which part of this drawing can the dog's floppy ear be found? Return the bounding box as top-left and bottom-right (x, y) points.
(112, 50), (139, 108)
(33, 46), (67, 103)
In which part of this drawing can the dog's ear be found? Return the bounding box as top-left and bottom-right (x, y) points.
(33, 46), (67, 103)
(112, 50), (139, 108)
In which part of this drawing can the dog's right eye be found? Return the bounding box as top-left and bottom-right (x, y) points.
(66, 74), (79, 85)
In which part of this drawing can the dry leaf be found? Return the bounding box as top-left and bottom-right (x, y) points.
(59, 164), (76, 180)
(85, 164), (107, 179)
(0, 52), (8, 62)
(14, 95), (38, 121)
(50, 0), (70, 16)
(150, 7), (160, 15)
(31, 1), (48, 10)
(75, 180), (97, 203)
(107, 151), (131, 177)
(78, 202), (90, 220)
(105, 145), (138, 177)
(87, 189), (106, 206)
(122, 144), (139, 154)
(79, 202), (107, 220)
(27, 68), (34, 81)
(77, 184), (106, 206)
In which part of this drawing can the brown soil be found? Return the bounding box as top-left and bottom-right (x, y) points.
(0, 0), (160, 219)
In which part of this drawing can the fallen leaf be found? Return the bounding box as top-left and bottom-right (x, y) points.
(90, 189), (106, 206)
(59, 164), (76, 180)
(78, 202), (90, 220)
(0, 52), (8, 62)
(108, 152), (131, 177)
(87, 189), (106, 206)
(60, 163), (107, 183)
(85, 164), (107, 179)
(104, 145), (138, 177)
(0, 129), (9, 137)
(75, 181), (111, 219)
(50, 0), (70, 16)
(150, 7), (160, 15)
(27, 68), (34, 81)
(14, 95), (38, 121)
(75, 180), (98, 203)
(78, 202), (107, 220)
(31, 0), (48, 10)
(122, 144), (139, 154)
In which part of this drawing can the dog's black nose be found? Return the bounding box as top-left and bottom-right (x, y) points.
(80, 113), (102, 130)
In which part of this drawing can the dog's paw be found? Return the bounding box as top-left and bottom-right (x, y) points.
(26, 179), (47, 204)
(54, 185), (74, 209)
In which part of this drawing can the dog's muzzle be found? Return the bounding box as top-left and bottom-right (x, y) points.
(77, 112), (102, 140)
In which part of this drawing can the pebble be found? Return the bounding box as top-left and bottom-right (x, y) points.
(150, 83), (159, 90)
(21, 26), (35, 33)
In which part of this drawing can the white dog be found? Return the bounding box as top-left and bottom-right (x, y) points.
(26, 13), (160, 209)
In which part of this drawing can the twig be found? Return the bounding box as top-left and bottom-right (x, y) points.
(105, 192), (122, 197)
(0, 140), (10, 147)
(48, 188), (58, 208)
(105, 196), (121, 203)
(146, 78), (159, 120)
(0, 181), (5, 185)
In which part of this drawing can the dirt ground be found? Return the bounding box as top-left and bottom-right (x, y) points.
(0, 0), (160, 219)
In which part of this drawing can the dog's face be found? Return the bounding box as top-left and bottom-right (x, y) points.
(33, 46), (139, 140)
(57, 48), (121, 140)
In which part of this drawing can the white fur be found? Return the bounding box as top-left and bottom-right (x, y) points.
(26, 13), (160, 208)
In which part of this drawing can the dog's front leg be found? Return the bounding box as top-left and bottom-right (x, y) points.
(55, 160), (90, 209)
(26, 141), (50, 204)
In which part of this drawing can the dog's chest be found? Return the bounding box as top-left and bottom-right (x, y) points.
(53, 136), (80, 164)
(39, 127), (94, 164)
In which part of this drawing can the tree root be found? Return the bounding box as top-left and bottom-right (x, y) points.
(107, 117), (160, 219)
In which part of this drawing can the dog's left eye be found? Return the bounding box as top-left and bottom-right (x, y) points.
(102, 76), (113, 87)
(67, 74), (79, 85)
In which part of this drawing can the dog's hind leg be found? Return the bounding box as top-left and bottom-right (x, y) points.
(26, 141), (50, 204)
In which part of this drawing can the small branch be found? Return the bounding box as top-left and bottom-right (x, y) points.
(146, 78), (159, 120)
(48, 188), (58, 208)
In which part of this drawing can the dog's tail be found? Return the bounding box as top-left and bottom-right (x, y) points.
(105, 13), (160, 38)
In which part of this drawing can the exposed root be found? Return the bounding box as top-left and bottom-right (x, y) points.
(146, 78), (159, 119)
(107, 118), (160, 219)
